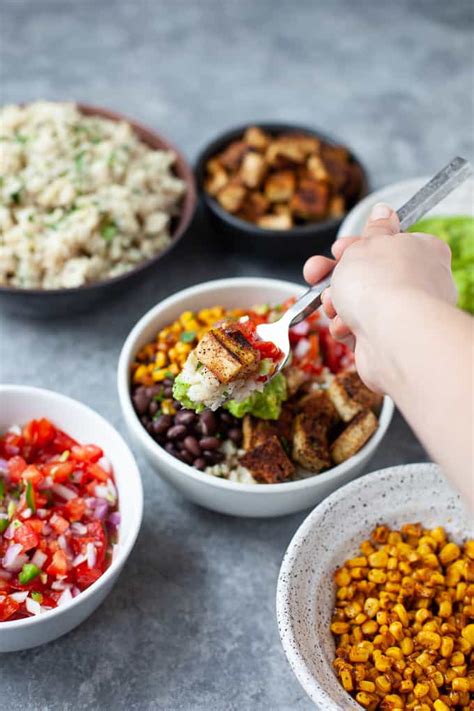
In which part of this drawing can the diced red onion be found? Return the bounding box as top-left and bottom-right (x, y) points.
(294, 338), (310, 359)
(71, 586), (81, 598)
(21, 508), (32, 520)
(36, 508), (48, 519)
(10, 591), (28, 603)
(86, 543), (97, 569)
(51, 580), (68, 591)
(31, 549), (47, 569)
(0, 459), (8, 474)
(26, 597), (42, 616)
(0, 569), (12, 580)
(3, 523), (15, 540)
(57, 534), (67, 551)
(51, 483), (76, 501)
(98, 456), (111, 473)
(42, 524), (52, 536)
(70, 470), (83, 484)
(3, 544), (27, 571)
(38, 476), (53, 490)
(7, 425), (21, 435)
(94, 485), (109, 500)
(72, 553), (86, 567)
(57, 587), (73, 606)
(71, 522), (87, 536)
(108, 511), (121, 527)
(93, 498), (109, 520)
(290, 321), (310, 337)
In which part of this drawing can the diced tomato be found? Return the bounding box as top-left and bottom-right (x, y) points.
(87, 463), (109, 482)
(64, 497), (85, 522)
(27, 518), (44, 535)
(22, 464), (43, 485)
(255, 340), (282, 361)
(46, 550), (68, 576)
(50, 514), (69, 534)
(22, 418), (55, 447)
(0, 595), (20, 621)
(44, 460), (75, 482)
(307, 334), (320, 361)
(7, 455), (27, 482)
(74, 563), (102, 589)
(53, 430), (77, 453)
(13, 522), (39, 551)
(71, 444), (103, 463)
(318, 326), (349, 374)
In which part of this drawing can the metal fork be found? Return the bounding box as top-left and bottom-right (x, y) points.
(256, 156), (472, 373)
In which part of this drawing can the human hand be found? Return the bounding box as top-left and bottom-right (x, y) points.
(303, 203), (457, 391)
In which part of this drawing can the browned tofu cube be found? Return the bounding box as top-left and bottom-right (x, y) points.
(328, 372), (383, 422)
(283, 364), (308, 396)
(279, 133), (321, 156)
(264, 171), (296, 202)
(240, 435), (295, 483)
(344, 162), (364, 201)
(196, 331), (243, 383)
(290, 180), (329, 220)
(330, 410), (378, 464)
(237, 191), (270, 222)
(243, 126), (271, 151)
(218, 140), (249, 171)
(307, 155), (329, 182)
(265, 139), (306, 168)
(214, 326), (259, 374)
(257, 213), (293, 230)
(216, 182), (246, 213)
(240, 152), (267, 189)
(328, 196), (346, 217)
(297, 389), (340, 426)
(292, 413), (331, 472)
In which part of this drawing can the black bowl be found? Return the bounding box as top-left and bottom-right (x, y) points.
(195, 122), (369, 260)
(0, 104), (197, 318)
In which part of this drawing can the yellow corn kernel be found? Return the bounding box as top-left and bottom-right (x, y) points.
(429, 571), (445, 586)
(362, 620), (378, 636)
(355, 692), (374, 708)
(359, 680), (375, 693)
(368, 569), (387, 584)
(387, 557), (398, 571)
(349, 645), (370, 663)
(393, 603), (409, 627)
(364, 598), (380, 618)
(414, 682), (430, 698)
(399, 679), (414, 693)
(153, 352), (166, 368)
(369, 550), (389, 568)
(152, 368), (168, 382)
(374, 654), (391, 672)
(354, 613), (367, 625)
(432, 671), (444, 687)
(451, 677), (469, 692)
(330, 621), (350, 635)
(417, 630), (441, 650)
(461, 623), (474, 646)
(440, 636), (454, 657)
(348, 556), (368, 568)
(360, 540), (375, 556)
(450, 651), (464, 666)
(401, 637), (414, 656)
(389, 621), (404, 641)
(433, 701), (450, 711)
(383, 694), (403, 708)
(439, 542), (461, 565)
(345, 602), (362, 619)
(161, 399), (176, 416)
(133, 364), (149, 382)
(416, 651), (433, 668)
(451, 664), (466, 676)
(457, 637), (471, 654)
(464, 539), (474, 559)
(375, 674), (392, 693)
(376, 610), (388, 626)
(352, 626), (363, 643)
(334, 567), (351, 586)
(340, 668), (353, 691)
(445, 565), (461, 586)
(438, 600), (452, 618)
(415, 608), (431, 624)
(386, 647), (403, 661)
(430, 527), (447, 545)
(167, 363), (179, 376)
(423, 619), (440, 633)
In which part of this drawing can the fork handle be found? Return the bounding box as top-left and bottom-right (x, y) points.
(287, 156), (472, 327)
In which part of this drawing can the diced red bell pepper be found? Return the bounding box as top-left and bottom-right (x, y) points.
(71, 444), (103, 463)
(0, 595), (20, 621)
(44, 460), (75, 482)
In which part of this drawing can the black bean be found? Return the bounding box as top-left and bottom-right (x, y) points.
(149, 400), (159, 416)
(163, 386), (174, 398)
(145, 423), (154, 435)
(133, 387), (150, 415)
(193, 457), (206, 471)
(174, 410), (196, 426)
(202, 449), (221, 463)
(164, 442), (179, 456)
(219, 411), (233, 425)
(146, 385), (163, 398)
(200, 410), (216, 435)
(199, 436), (220, 450)
(152, 414), (173, 434)
(167, 424), (187, 440)
(183, 436), (201, 457)
(177, 449), (194, 465)
(173, 400), (182, 410)
(227, 427), (242, 444)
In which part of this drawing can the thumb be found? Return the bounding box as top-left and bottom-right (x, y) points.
(363, 202), (400, 239)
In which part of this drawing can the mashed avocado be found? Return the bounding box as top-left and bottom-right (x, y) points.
(409, 216), (474, 314)
(172, 377), (206, 413)
(224, 373), (287, 420)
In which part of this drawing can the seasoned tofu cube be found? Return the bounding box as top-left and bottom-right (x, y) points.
(196, 327), (259, 384)
(280, 133), (321, 156)
(290, 179), (329, 220)
(242, 416), (274, 451)
(328, 195), (345, 217)
(240, 152), (267, 189)
(330, 410), (378, 464)
(328, 372), (383, 422)
(307, 155), (329, 182)
(204, 159), (229, 196)
(237, 191), (270, 222)
(257, 213), (293, 230)
(292, 414), (331, 472)
(218, 140), (248, 171)
(297, 389), (340, 426)
(283, 365), (308, 396)
(264, 170), (296, 203)
(216, 182), (246, 213)
(240, 435), (295, 483)
(265, 139), (306, 168)
(243, 126), (271, 151)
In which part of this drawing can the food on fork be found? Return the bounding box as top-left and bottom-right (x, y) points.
(130, 300), (384, 484)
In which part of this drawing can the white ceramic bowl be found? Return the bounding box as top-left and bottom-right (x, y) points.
(117, 278), (394, 518)
(337, 176), (474, 238)
(0, 385), (143, 652)
(277, 463), (473, 709)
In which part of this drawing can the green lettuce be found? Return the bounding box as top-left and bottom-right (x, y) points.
(224, 373), (287, 420)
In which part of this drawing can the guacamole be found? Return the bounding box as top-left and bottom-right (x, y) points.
(409, 215), (474, 314)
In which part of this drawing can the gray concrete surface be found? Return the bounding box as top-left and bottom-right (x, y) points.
(0, 0), (472, 709)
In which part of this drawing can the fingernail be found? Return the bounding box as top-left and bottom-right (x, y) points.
(370, 202), (392, 220)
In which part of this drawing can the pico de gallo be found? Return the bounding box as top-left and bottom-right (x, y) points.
(0, 418), (120, 622)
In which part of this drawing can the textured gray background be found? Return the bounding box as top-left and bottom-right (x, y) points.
(0, 1), (473, 709)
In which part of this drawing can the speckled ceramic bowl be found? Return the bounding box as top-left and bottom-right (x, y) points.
(276, 463), (472, 709)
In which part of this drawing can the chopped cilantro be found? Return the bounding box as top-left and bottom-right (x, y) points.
(14, 133), (28, 144)
(100, 221), (118, 240)
(180, 331), (196, 343)
(74, 150), (86, 172)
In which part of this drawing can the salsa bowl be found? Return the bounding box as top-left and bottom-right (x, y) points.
(0, 385), (143, 652)
(117, 278), (393, 518)
(276, 463), (472, 709)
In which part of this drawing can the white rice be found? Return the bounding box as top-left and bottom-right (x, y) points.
(0, 101), (186, 288)
(179, 351), (266, 411)
(205, 440), (256, 484)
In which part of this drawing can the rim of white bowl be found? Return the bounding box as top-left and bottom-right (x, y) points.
(117, 277), (394, 495)
(337, 175), (474, 238)
(275, 462), (465, 708)
(0, 384), (143, 629)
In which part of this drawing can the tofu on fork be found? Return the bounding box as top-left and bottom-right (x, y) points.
(195, 326), (260, 384)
